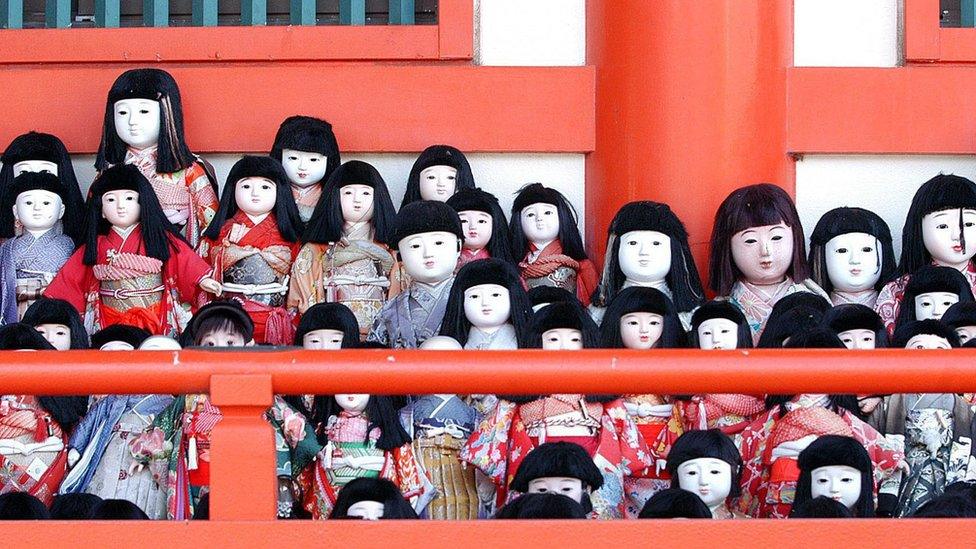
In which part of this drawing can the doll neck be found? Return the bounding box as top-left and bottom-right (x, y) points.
(245, 212), (270, 226)
(412, 278), (452, 295)
(934, 257), (974, 272)
(291, 181), (320, 197)
(342, 221), (372, 241)
(831, 289), (878, 306)
(126, 144), (158, 156)
(25, 227), (52, 240)
(111, 223), (139, 238)
(710, 502), (732, 519)
(528, 240), (556, 261)
(623, 278), (670, 294)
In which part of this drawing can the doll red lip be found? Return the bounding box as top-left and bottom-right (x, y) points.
(954, 245), (964, 252)
(639, 336), (650, 342)
(424, 260), (436, 268)
(759, 261), (773, 269)
(481, 308), (493, 315)
(849, 269), (862, 275)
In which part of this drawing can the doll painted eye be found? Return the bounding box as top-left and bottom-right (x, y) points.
(710, 469), (721, 475)
(835, 247), (848, 254)
(627, 240), (637, 246)
(570, 336), (581, 342)
(702, 330), (712, 336)
(491, 292), (502, 298)
(447, 174), (456, 180)
(525, 212), (535, 218)
(478, 218), (487, 224)
(841, 477), (854, 483)
(309, 157), (320, 162)
(937, 223), (949, 230)
(653, 240), (662, 246)
(720, 328), (731, 334)
(434, 240), (445, 246)
(816, 478), (828, 484)
(770, 235), (784, 241)
(743, 238), (758, 245)
(650, 319), (661, 326)
(261, 184), (273, 191)
(685, 470), (697, 477)
(862, 246), (874, 253)
(627, 320), (638, 326)
(362, 190), (371, 196)
(116, 108), (128, 115)
(544, 210), (553, 215)
(139, 109), (151, 115)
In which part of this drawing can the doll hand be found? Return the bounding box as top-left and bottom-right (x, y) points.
(199, 277), (222, 296)
(896, 460), (911, 475)
(67, 448), (80, 468)
(128, 461), (146, 476)
(858, 396), (883, 415)
(164, 208), (190, 226)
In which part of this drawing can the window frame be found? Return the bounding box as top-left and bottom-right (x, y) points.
(907, 0), (976, 63)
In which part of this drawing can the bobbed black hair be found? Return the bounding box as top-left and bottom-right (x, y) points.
(323, 395), (411, 451)
(527, 286), (581, 310)
(599, 286), (686, 349)
(90, 498), (150, 520)
(821, 304), (889, 348)
(439, 258), (532, 347)
(294, 302), (360, 347)
(527, 301), (600, 349)
(756, 292), (832, 348)
(795, 435), (874, 518)
(400, 144), (476, 208)
(666, 429), (743, 498)
(329, 477), (418, 520)
(638, 488), (712, 519)
(270, 115), (341, 182)
(942, 301), (976, 329)
(202, 156), (302, 243)
(808, 207), (896, 293)
(22, 297), (90, 349)
(91, 324), (152, 349)
(494, 493), (587, 519)
(301, 160), (396, 246)
(911, 494), (976, 518)
(446, 187), (514, 263)
(689, 300), (753, 349)
(509, 183), (588, 261)
(184, 300), (255, 346)
(49, 492), (103, 520)
(0, 492), (50, 520)
(891, 318), (960, 348)
(509, 442), (603, 515)
(898, 174), (976, 277)
(789, 496), (854, 519)
(894, 265), (975, 330)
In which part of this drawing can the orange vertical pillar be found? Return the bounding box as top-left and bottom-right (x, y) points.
(586, 0), (795, 283)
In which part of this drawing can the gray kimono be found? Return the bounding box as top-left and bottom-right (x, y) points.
(366, 278), (454, 348)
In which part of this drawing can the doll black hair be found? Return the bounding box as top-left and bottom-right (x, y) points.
(0, 492), (50, 520)
(689, 300), (754, 349)
(599, 286), (686, 349)
(527, 301), (600, 349)
(400, 145), (476, 209)
(789, 496), (854, 519)
(891, 318), (961, 348)
(756, 292), (830, 348)
(91, 324), (152, 349)
(183, 300), (255, 347)
(294, 302), (360, 347)
(509, 183), (588, 262)
(270, 115), (341, 183)
(22, 297), (90, 349)
(508, 441), (603, 515)
(821, 304), (889, 348)
(942, 301), (976, 330)
(494, 493), (587, 519)
(527, 286), (582, 311)
(898, 174), (976, 277)
(766, 329), (859, 414)
(638, 488), (712, 519)
(322, 395), (411, 451)
(91, 499), (150, 520)
(894, 265), (975, 330)
(666, 429), (743, 498)
(49, 493), (103, 520)
(3, 172), (82, 246)
(808, 207), (896, 293)
(446, 187), (515, 263)
(439, 258), (532, 347)
(301, 160), (396, 246)
(794, 435), (874, 518)
(389, 200), (464, 251)
(911, 494), (976, 518)
(329, 477), (418, 520)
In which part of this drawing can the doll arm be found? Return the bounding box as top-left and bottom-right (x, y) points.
(42, 248), (92, 312)
(188, 162), (219, 234)
(575, 259), (600, 307)
(168, 235), (218, 302)
(286, 245), (319, 314)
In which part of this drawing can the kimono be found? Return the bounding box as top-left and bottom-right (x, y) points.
(59, 394), (174, 519)
(0, 227), (75, 324)
(677, 394), (766, 437)
(830, 290), (879, 309)
(460, 395), (652, 520)
(122, 146), (218, 248)
(621, 395), (684, 517)
(875, 263), (976, 334)
(44, 224), (212, 336)
(457, 248), (491, 272)
(291, 184), (322, 224)
(0, 395), (68, 506)
(464, 324), (518, 350)
(518, 241), (599, 307)
(366, 278), (454, 349)
(736, 397), (904, 519)
(727, 278), (828, 344)
(199, 212), (299, 345)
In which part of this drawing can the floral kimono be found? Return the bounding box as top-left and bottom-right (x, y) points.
(0, 227), (75, 324)
(677, 394), (766, 437)
(518, 241), (599, 307)
(621, 395), (684, 518)
(727, 278), (828, 344)
(875, 262), (976, 334)
(366, 279), (453, 349)
(0, 395), (68, 506)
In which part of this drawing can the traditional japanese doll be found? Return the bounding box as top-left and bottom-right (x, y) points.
(892, 265), (974, 332)
(791, 435), (876, 518)
(943, 301), (976, 345)
(822, 304), (889, 350)
(708, 184), (828, 343)
(590, 201), (704, 328)
(809, 207), (895, 309)
(0, 173), (79, 325)
(506, 442), (605, 518)
(22, 297), (89, 350)
(877, 174), (976, 333)
(446, 188), (514, 269)
(528, 285), (580, 312)
(755, 292), (830, 348)
(400, 144), (476, 208)
(329, 477), (419, 520)
(666, 430), (747, 519)
(438, 258), (532, 350)
(294, 302), (360, 350)
(270, 115), (341, 223)
(91, 323), (151, 351)
(0, 131), (85, 244)
(637, 487), (712, 519)
(44, 164), (220, 336)
(288, 160), (401, 338)
(199, 156), (302, 345)
(510, 183), (599, 306)
(494, 492), (588, 519)
(366, 201), (463, 349)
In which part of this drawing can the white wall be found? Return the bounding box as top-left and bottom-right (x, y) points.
(793, 0), (900, 67)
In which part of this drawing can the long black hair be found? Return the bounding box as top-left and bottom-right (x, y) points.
(795, 435), (875, 518)
(765, 328), (859, 415)
(322, 395), (411, 451)
(400, 144), (476, 208)
(509, 183), (588, 261)
(22, 297), (90, 349)
(269, 115), (341, 184)
(446, 187), (514, 263)
(821, 304), (889, 348)
(898, 174), (976, 277)
(301, 160), (396, 246)
(202, 156), (302, 243)
(809, 207), (896, 293)
(666, 429), (743, 498)
(689, 300), (753, 349)
(599, 287), (686, 348)
(894, 265), (975, 330)
(329, 478), (418, 520)
(439, 259), (532, 347)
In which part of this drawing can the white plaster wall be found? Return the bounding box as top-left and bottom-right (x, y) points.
(793, 0), (900, 67)
(475, 0), (586, 66)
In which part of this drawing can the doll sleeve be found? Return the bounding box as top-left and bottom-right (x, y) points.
(43, 247), (93, 313)
(286, 244), (320, 314)
(576, 259), (599, 307)
(266, 397), (322, 478)
(187, 162), (219, 241)
(735, 414), (772, 517)
(459, 400), (516, 487)
(167, 235), (213, 303)
(605, 401), (654, 476)
(848, 413), (904, 487)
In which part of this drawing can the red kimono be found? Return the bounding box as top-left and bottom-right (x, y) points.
(678, 394), (767, 436)
(0, 395), (68, 506)
(45, 224), (211, 336)
(518, 241), (598, 306)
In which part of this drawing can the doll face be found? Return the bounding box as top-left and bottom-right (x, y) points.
(618, 231), (672, 283)
(697, 318), (739, 350)
(418, 165), (457, 201)
(837, 329), (876, 350)
(676, 457), (733, 509)
(281, 149), (328, 188)
(336, 394), (369, 414)
(198, 327), (249, 347)
(339, 184), (374, 224)
(914, 292), (959, 321)
(526, 477), (585, 503)
(905, 334), (952, 349)
(810, 465), (862, 510)
(14, 190), (64, 233)
(101, 190), (140, 229)
(346, 500), (384, 520)
(730, 223), (793, 285)
(99, 340), (134, 351)
(955, 326), (976, 345)
(520, 203), (560, 247)
(113, 99), (161, 150)
(235, 177), (277, 218)
(463, 284), (511, 330)
(138, 336), (181, 350)
(541, 328), (583, 350)
(398, 231), (461, 284)
(12, 160), (58, 177)
(922, 209), (976, 269)
(34, 324), (71, 351)
(458, 210), (492, 251)
(619, 312), (664, 349)
(419, 335), (463, 350)
(825, 233), (881, 293)
(302, 329), (345, 350)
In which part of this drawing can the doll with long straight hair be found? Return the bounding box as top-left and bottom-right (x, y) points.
(666, 430), (747, 519)
(446, 188), (514, 269)
(270, 115), (341, 223)
(400, 145), (476, 208)
(438, 259), (532, 349)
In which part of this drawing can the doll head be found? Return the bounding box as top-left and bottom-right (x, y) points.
(796, 435), (874, 517)
(509, 442), (603, 514)
(899, 174), (976, 275)
(756, 292), (831, 348)
(638, 488), (712, 519)
(911, 495), (976, 518)
(527, 286), (580, 313)
(302, 160), (396, 245)
(22, 297), (89, 350)
(528, 301), (600, 349)
(91, 324), (152, 350)
(439, 259), (532, 347)
(690, 300), (753, 350)
(418, 335), (462, 350)
(941, 301), (976, 345)
(708, 184), (809, 294)
(892, 319), (959, 349)
(203, 156), (302, 243)
(6, 172), (69, 237)
(494, 493), (587, 519)
(599, 287), (685, 349)
(138, 336), (182, 350)
(401, 145), (475, 207)
(666, 429), (743, 510)
(323, 395), (410, 451)
(0, 132), (84, 242)
(895, 265), (975, 329)
(270, 115), (341, 189)
(446, 188), (514, 262)
(789, 496), (854, 519)
(391, 201), (463, 284)
(510, 183), (587, 261)
(329, 478), (418, 520)
(809, 207), (895, 294)
(821, 304), (888, 349)
(594, 201), (704, 311)
(96, 68), (196, 173)
(295, 302), (360, 349)
(0, 322), (54, 350)
(185, 300), (255, 347)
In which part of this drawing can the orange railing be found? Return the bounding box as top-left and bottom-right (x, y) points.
(3, 348), (975, 547)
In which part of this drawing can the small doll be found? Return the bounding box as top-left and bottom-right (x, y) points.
(666, 430), (746, 519)
(438, 258), (532, 350)
(0, 173), (79, 324)
(446, 188), (514, 269)
(893, 265), (974, 332)
(527, 285), (580, 312)
(591, 201), (704, 328)
(821, 304), (889, 350)
(877, 174), (976, 332)
(494, 492), (587, 519)
(510, 183), (598, 306)
(139, 335), (182, 350)
(199, 156), (302, 345)
(506, 442), (605, 518)
(91, 324), (152, 351)
(288, 160), (401, 338)
(366, 201), (463, 349)
(22, 297), (89, 350)
(942, 301), (976, 344)
(708, 183), (828, 343)
(270, 115), (341, 223)
(44, 164), (220, 336)
(0, 131), (85, 244)
(892, 318), (960, 349)
(329, 477), (419, 520)
(809, 207), (895, 309)
(295, 302), (360, 350)
(637, 487), (712, 519)
(528, 300), (600, 349)
(755, 292), (831, 348)
(400, 145), (476, 208)
(689, 300), (754, 351)
(792, 435), (876, 518)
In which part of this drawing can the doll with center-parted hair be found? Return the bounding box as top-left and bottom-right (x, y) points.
(446, 188), (515, 269)
(400, 145), (476, 208)
(809, 207), (895, 309)
(270, 115), (341, 223)
(666, 430), (746, 519)
(438, 259), (532, 350)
